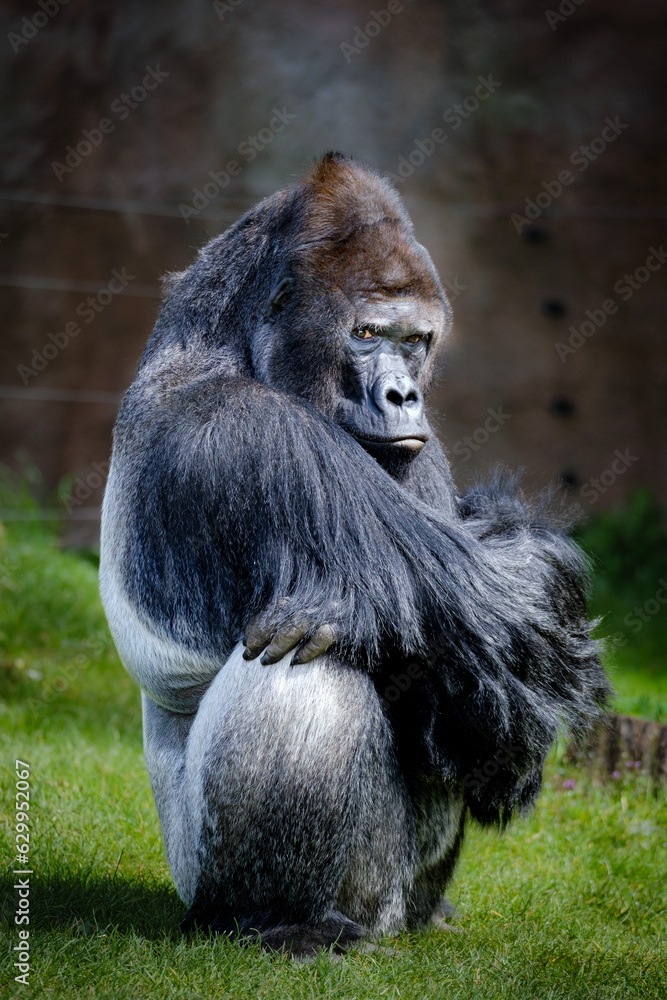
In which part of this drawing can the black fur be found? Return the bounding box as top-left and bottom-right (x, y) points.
(102, 153), (609, 954)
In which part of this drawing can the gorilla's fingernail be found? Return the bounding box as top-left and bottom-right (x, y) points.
(242, 648), (253, 660)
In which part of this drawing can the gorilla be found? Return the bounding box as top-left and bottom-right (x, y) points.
(100, 153), (608, 956)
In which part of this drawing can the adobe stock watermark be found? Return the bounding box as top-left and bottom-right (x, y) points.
(443, 276), (468, 301)
(567, 447), (638, 515)
(511, 116), (629, 233)
(555, 245), (666, 362)
(377, 626), (457, 710)
(17, 268), (135, 385)
(386, 76), (501, 184)
(64, 460), (110, 512)
(13, 760), (32, 987)
(340, 0), (413, 63)
(7, 0), (68, 53)
(462, 741), (521, 792)
(451, 407), (511, 463)
(179, 107), (296, 223)
(609, 578), (667, 650)
(51, 66), (169, 181)
(30, 634), (112, 708)
(379, 661), (424, 709)
(379, 635), (523, 792)
(212, 0), (244, 21)
(545, 0), (586, 31)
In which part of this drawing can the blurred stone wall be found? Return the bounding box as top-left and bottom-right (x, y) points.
(0, 0), (665, 543)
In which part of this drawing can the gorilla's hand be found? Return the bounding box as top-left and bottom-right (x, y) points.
(243, 614), (337, 666)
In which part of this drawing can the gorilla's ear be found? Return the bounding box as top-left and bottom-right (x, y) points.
(267, 277), (294, 320)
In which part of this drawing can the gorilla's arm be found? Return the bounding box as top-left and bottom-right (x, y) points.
(455, 482), (609, 824)
(384, 438), (609, 823)
(109, 367), (473, 693)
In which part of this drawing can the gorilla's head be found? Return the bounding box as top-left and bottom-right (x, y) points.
(249, 154), (451, 469)
(158, 153), (451, 472)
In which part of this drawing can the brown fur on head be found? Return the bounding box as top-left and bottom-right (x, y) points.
(298, 153), (448, 331)
(302, 151), (408, 245)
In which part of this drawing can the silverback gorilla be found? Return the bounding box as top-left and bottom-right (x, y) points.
(100, 153), (609, 956)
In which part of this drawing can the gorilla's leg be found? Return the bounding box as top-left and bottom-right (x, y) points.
(141, 695), (199, 904)
(405, 776), (466, 928)
(146, 642), (415, 956)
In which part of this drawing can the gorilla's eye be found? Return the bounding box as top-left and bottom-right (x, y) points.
(404, 334), (425, 344)
(352, 327), (377, 340)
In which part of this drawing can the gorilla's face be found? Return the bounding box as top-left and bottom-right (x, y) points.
(335, 292), (444, 464)
(325, 220), (448, 469)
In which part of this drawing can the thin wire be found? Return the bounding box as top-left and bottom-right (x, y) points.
(1, 189), (666, 218)
(0, 387), (123, 404)
(0, 508), (101, 520)
(0, 275), (162, 298)
(0, 188), (247, 221)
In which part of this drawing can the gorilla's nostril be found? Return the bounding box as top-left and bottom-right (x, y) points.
(405, 391), (418, 404)
(386, 389), (404, 406)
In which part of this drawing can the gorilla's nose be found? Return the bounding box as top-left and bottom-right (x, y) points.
(372, 371), (423, 417)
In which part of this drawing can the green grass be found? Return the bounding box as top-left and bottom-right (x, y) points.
(574, 491), (667, 724)
(1, 484), (666, 998)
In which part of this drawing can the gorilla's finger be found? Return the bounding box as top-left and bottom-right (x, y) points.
(243, 597), (293, 658)
(260, 624), (309, 665)
(291, 624), (336, 665)
(243, 623), (273, 659)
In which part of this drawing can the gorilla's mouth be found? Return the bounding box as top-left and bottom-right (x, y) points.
(353, 433), (428, 452)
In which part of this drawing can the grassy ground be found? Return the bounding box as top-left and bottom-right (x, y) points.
(574, 491), (667, 725)
(1, 484), (666, 998)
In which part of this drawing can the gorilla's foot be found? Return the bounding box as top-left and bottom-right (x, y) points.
(249, 914), (365, 957)
(350, 940), (399, 956)
(431, 897), (463, 932)
(182, 905), (364, 958)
